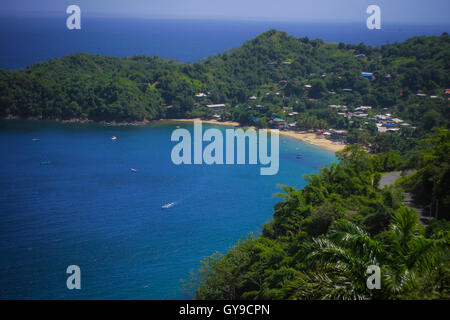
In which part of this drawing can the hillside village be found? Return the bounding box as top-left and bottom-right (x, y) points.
(2, 30), (448, 155)
(185, 69), (448, 150)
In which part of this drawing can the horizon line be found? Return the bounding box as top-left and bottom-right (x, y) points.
(1, 11), (450, 26)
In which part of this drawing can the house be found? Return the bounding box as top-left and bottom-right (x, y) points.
(329, 105), (347, 111)
(392, 118), (404, 124)
(279, 80), (288, 85)
(377, 126), (401, 134)
(282, 61), (292, 65)
(361, 72), (374, 78)
(342, 88), (353, 92)
(329, 129), (347, 141)
(355, 53), (366, 59)
(206, 104), (226, 110)
(376, 114), (390, 121)
(249, 96), (257, 101)
(355, 106), (372, 111)
(273, 118), (287, 129)
(195, 93), (207, 99)
(304, 84), (312, 89)
(445, 89), (450, 95)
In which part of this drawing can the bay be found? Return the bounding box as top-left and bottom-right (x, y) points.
(0, 120), (336, 299)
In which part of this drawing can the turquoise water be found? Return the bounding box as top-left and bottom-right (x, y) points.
(0, 120), (336, 299)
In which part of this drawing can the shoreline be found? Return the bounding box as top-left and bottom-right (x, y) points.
(2, 116), (345, 152)
(163, 118), (345, 152)
(2, 115), (151, 126)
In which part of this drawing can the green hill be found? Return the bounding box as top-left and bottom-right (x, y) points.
(1, 30), (448, 128)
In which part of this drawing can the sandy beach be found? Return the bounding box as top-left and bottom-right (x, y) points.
(277, 130), (345, 152)
(164, 118), (241, 127)
(164, 118), (345, 152)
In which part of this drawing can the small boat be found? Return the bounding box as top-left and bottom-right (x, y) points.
(296, 153), (303, 159)
(130, 168), (137, 173)
(32, 138), (40, 142)
(111, 136), (117, 141)
(161, 202), (175, 209)
(40, 161), (51, 165)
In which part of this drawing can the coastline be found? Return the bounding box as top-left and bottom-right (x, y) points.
(2, 116), (345, 152)
(164, 118), (345, 152)
(2, 115), (152, 126)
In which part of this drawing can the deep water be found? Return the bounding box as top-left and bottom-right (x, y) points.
(0, 120), (337, 299)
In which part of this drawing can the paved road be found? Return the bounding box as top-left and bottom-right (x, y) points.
(379, 171), (404, 189)
(378, 170), (431, 223)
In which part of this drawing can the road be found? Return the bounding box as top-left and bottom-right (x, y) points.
(378, 170), (431, 224)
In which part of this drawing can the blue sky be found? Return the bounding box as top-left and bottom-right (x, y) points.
(1, 0), (449, 24)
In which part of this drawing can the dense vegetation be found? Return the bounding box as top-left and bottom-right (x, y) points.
(1, 30), (449, 131)
(194, 136), (449, 300)
(1, 29), (449, 299)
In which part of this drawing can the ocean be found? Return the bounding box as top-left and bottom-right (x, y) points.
(0, 120), (336, 299)
(0, 16), (449, 70)
(0, 16), (447, 300)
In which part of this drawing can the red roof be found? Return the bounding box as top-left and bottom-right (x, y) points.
(445, 89), (450, 94)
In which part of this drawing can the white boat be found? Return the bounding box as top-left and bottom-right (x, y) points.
(111, 136), (117, 140)
(161, 202), (175, 209)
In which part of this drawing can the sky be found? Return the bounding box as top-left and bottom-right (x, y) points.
(0, 0), (449, 24)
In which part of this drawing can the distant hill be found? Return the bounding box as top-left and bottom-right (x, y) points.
(0, 30), (448, 128)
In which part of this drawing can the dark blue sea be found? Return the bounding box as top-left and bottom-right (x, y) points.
(0, 120), (336, 299)
(0, 17), (447, 300)
(0, 16), (449, 69)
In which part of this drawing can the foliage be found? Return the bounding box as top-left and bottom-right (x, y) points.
(195, 145), (450, 300)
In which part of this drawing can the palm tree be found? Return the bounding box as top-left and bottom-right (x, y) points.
(286, 207), (448, 299)
(288, 219), (383, 299)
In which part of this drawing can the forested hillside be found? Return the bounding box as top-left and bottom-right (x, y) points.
(1, 30), (449, 129)
(195, 134), (449, 300)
